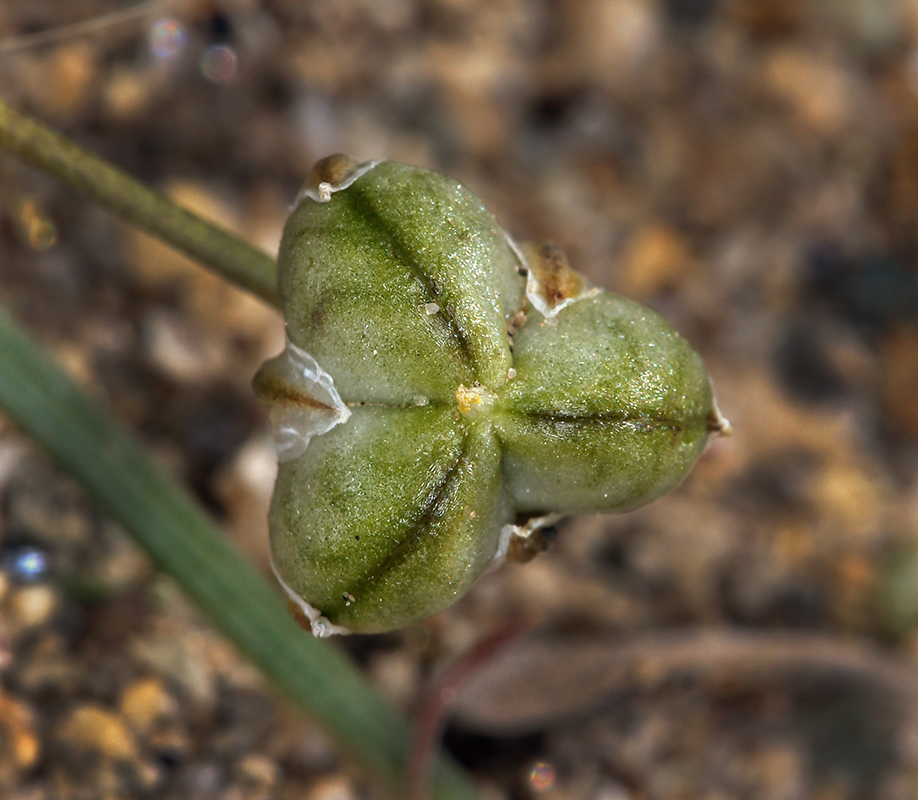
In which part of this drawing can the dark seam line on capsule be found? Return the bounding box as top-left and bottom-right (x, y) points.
(344, 187), (478, 374)
(522, 411), (709, 431)
(321, 434), (472, 620)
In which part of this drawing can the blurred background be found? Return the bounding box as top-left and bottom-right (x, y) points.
(2, 1), (918, 798)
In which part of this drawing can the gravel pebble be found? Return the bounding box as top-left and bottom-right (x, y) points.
(10, 585), (57, 630)
(119, 677), (179, 735)
(57, 705), (138, 761)
(0, 691), (40, 787)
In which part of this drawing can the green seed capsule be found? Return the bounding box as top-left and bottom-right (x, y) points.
(255, 155), (728, 635)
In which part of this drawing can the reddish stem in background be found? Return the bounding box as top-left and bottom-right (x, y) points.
(408, 619), (531, 800)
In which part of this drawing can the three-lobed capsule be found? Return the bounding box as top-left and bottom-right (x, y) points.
(255, 155), (728, 635)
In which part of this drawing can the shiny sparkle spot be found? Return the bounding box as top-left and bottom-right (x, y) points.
(528, 762), (555, 792)
(6, 547), (48, 582)
(150, 18), (186, 60)
(200, 44), (237, 83)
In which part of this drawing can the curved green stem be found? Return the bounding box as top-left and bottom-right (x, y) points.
(0, 97), (279, 306)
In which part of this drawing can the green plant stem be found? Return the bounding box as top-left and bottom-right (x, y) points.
(0, 307), (480, 800)
(0, 97), (279, 306)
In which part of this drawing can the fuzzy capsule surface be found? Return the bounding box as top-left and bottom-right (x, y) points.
(255, 155), (727, 635)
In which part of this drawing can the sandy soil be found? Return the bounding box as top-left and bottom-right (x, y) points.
(2, 2), (918, 798)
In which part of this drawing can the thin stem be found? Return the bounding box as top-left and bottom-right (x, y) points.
(0, 306), (480, 800)
(408, 620), (529, 800)
(0, 96), (279, 306)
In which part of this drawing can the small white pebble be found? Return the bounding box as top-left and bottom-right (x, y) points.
(12, 585), (57, 628)
(308, 776), (357, 800)
(424, 302), (440, 315)
(237, 753), (279, 786)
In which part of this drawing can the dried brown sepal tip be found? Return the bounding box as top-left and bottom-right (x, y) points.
(307, 153), (359, 189)
(518, 240), (597, 316)
(296, 153), (381, 205)
(505, 522), (557, 564)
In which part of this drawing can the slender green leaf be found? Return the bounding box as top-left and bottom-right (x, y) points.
(0, 307), (480, 800)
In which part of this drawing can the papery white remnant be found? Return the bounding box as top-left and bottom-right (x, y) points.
(492, 513), (563, 567)
(253, 338), (351, 463)
(270, 553), (351, 637)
